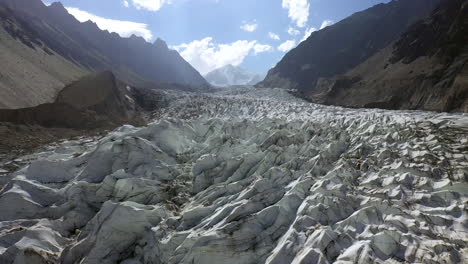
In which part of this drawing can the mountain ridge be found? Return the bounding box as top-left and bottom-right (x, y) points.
(306, 0), (468, 112)
(0, 0), (209, 108)
(258, 0), (442, 92)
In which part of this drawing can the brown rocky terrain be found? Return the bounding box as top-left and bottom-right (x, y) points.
(0, 6), (88, 108)
(307, 0), (468, 112)
(0, 71), (144, 129)
(0, 0), (208, 109)
(0, 71), (149, 165)
(0, 123), (107, 174)
(258, 0), (441, 92)
(258, 0), (467, 112)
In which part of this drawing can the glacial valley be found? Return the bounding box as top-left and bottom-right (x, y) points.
(0, 87), (467, 264)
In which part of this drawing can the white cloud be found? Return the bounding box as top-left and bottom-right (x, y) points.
(66, 7), (153, 41)
(240, 21), (258, 32)
(172, 37), (271, 74)
(253, 44), (273, 54)
(131, 0), (171, 11)
(268, 32), (280, 41)
(122, 0), (129, 7)
(282, 0), (310, 28)
(287, 27), (300, 36)
(301, 26), (317, 41)
(277, 39), (296, 52)
(320, 20), (334, 29)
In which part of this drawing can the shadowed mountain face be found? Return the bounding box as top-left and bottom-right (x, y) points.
(258, 0), (441, 92)
(0, 71), (144, 129)
(306, 0), (468, 113)
(0, 2), (88, 109)
(0, 0), (208, 99)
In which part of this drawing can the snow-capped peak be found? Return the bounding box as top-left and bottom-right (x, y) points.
(204, 64), (265, 87)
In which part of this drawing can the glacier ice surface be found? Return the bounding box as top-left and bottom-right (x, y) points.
(0, 87), (467, 263)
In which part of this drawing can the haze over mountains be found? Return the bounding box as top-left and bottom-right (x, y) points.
(204, 64), (265, 87)
(259, 0), (468, 112)
(0, 0), (207, 108)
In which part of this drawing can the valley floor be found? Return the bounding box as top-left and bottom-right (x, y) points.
(0, 87), (467, 263)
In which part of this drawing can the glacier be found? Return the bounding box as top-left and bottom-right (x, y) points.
(0, 87), (467, 263)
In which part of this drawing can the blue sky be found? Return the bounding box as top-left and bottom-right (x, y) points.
(42, 0), (390, 75)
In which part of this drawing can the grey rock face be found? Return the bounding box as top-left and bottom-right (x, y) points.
(305, 0), (468, 113)
(0, 71), (144, 129)
(259, 0), (441, 92)
(0, 0), (208, 97)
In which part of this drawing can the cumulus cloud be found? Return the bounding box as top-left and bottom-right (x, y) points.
(172, 37), (271, 74)
(66, 7), (153, 41)
(240, 21), (258, 32)
(320, 20), (334, 29)
(253, 44), (273, 54)
(122, 0), (129, 7)
(268, 32), (280, 41)
(301, 26), (317, 41)
(287, 27), (300, 36)
(277, 39), (296, 52)
(282, 0), (310, 28)
(131, 0), (171, 11)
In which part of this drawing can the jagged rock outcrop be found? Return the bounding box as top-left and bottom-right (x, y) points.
(308, 0), (468, 112)
(0, 71), (144, 129)
(0, 0), (208, 108)
(0, 87), (466, 263)
(258, 0), (441, 92)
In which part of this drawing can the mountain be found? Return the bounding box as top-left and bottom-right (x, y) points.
(204, 64), (265, 87)
(0, 71), (144, 129)
(0, 2), (88, 109)
(258, 0), (441, 92)
(308, 0), (468, 112)
(0, 0), (208, 108)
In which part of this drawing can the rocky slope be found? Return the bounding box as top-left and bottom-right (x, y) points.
(307, 0), (468, 113)
(0, 71), (144, 129)
(258, 0), (441, 92)
(0, 4), (88, 109)
(0, 0), (208, 108)
(205, 65), (265, 87)
(0, 87), (466, 263)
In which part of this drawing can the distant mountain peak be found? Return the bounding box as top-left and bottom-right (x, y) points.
(82, 20), (100, 30)
(222, 64), (236, 69)
(49, 2), (65, 10)
(204, 65), (265, 87)
(47, 2), (70, 17)
(153, 38), (168, 49)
